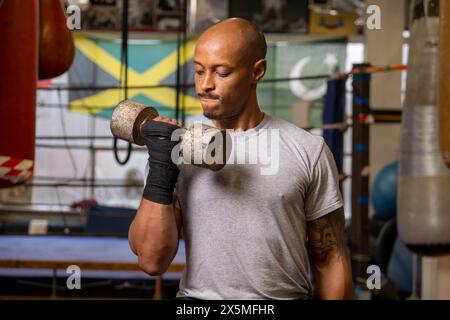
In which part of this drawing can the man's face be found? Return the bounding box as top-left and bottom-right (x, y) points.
(194, 36), (254, 121)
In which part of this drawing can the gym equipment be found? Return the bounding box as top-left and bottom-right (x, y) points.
(38, 0), (75, 80)
(371, 162), (398, 221)
(398, 0), (450, 256)
(110, 100), (228, 171)
(0, 0), (38, 188)
(439, 0), (450, 168)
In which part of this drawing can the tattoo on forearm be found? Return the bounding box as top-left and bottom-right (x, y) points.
(307, 209), (346, 262)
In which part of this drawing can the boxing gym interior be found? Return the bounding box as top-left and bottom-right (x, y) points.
(1, 0), (450, 302)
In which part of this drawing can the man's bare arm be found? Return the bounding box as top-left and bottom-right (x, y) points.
(307, 207), (355, 300)
(128, 199), (182, 276)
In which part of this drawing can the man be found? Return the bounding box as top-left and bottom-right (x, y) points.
(128, 18), (355, 300)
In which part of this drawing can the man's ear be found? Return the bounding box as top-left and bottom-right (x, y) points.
(252, 59), (267, 83)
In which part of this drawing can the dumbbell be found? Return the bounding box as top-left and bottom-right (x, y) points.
(110, 100), (228, 171)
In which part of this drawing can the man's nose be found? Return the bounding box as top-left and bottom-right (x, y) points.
(201, 72), (215, 92)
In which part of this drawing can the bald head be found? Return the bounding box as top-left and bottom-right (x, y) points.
(197, 18), (267, 65)
(194, 18), (267, 122)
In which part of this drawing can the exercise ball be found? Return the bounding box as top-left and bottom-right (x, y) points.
(371, 162), (399, 221)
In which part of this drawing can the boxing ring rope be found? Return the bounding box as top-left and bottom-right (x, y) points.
(0, 63), (404, 213)
(36, 65), (406, 92)
(29, 64), (406, 190)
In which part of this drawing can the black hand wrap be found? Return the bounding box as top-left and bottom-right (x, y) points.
(141, 119), (181, 205)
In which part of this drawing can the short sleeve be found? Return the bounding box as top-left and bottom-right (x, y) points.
(304, 142), (344, 221)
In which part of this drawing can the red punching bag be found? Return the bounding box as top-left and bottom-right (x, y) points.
(38, 0), (75, 80)
(0, 0), (39, 188)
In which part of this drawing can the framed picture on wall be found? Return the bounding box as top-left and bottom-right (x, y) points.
(155, 0), (183, 31)
(85, 1), (120, 30)
(83, 0), (183, 32)
(116, 0), (157, 31)
(229, 0), (309, 34)
(187, 0), (229, 35)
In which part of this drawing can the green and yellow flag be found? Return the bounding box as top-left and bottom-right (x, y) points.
(69, 34), (347, 125)
(69, 34), (201, 119)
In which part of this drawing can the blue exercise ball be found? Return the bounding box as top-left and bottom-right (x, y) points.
(371, 162), (399, 221)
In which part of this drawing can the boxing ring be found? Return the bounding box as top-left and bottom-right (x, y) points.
(0, 64), (406, 298)
(0, 235), (186, 299)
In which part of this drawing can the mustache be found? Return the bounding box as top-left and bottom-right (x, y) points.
(198, 92), (221, 100)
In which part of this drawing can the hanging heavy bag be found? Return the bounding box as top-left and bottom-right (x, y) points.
(0, 0), (39, 188)
(398, 0), (450, 256)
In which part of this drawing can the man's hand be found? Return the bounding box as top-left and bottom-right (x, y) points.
(151, 116), (180, 127)
(141, 116), (181, 205)
(307, 207), (355, 300)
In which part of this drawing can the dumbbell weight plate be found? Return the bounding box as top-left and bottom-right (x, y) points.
(110, 100), (158, 146)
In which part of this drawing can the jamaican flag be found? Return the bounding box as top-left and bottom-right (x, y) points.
(68, 33), (347, 125)
(68, 34), (201, 119)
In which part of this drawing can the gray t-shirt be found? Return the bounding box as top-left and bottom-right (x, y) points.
(175, 114), (343, 299)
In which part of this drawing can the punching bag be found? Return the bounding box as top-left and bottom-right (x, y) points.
(439, 0), (450, 168)
(398, 0), (450, 256)
(0, 0), (39, 188)
(38, 0), (75, 80)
